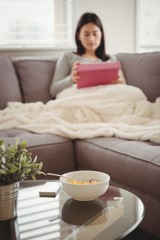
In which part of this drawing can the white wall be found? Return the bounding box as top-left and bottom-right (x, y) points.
(1, 0), (135, 57)
(74, 0), (136, 54)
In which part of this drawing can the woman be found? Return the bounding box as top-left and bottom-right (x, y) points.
(50, 12), (125, 98)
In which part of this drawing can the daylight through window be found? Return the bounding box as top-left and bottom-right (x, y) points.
(0, 0), (74, 49)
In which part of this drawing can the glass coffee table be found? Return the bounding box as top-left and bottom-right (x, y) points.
(1, 180), (144, 240)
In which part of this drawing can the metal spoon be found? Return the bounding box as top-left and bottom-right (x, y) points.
(49, 214), (60, 222)
(47, 173), (96, 184)
(47, 173), (77, 182)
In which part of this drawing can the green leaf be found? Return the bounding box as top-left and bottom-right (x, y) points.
(6, 162), (16, 169)
(0, 139), (45, 184)
(33, 155), (37, 163)
(20, 159), (26, 167)
(31, 173), (36, 180)
(21, 168), (31, 174)
(9, 166), (19, 174)
(38, 162), (43, 171)
(0, 169), (7, 174)
(1, 164), (8, 171)
(1, 157), (6, 164)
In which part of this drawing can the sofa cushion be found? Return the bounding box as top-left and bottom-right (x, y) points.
(0, 129), (76, 175)
(117, 52), (160, 102)
(75, 137), (160, 199)
(14, 58), (57, 103)
(0, 55), (22, 109)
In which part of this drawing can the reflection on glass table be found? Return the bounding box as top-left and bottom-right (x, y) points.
(0, 180), (144, 240)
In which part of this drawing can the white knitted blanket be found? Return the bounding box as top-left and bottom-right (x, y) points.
(0, 84), (160, 143)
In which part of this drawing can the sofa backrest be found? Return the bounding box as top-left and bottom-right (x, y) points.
(0, 55), (22, 109)
(13, 57), (57, 104)
(0, 56), (57, 109)
(0, 53), (159, 110)
(117, 52), (160, 102)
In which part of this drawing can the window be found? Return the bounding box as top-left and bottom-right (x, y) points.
(136, 0), (160, 52)
(0, 0), (74, 49)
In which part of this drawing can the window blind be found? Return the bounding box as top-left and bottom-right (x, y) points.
(0, 0), (74, 49)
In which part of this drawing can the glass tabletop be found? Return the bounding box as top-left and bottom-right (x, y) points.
(0, 180), (144, 240)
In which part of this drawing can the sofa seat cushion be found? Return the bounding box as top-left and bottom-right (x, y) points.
(75, 137), (160, 199)
(14, 58), (57, 103)
(0, 56), (22, 109)
(0, 129), (76, 175)
(117, 52), (160, 102)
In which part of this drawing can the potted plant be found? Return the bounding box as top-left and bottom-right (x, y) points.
(0, 139), (45, 220)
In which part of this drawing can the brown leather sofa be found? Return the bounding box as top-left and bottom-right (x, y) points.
(0, 52), (160, 238)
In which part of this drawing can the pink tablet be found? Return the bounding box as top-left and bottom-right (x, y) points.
(77, 61), (121, 88)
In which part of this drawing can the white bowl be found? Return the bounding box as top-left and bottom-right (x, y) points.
(60, 170), (110, 201)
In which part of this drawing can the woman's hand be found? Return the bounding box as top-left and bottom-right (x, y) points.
(71, 61), (80, 83)
(110, 78), (124, 84)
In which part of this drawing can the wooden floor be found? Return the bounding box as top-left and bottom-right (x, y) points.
(123, 228), (159, 240)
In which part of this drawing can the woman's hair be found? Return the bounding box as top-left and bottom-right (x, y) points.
(75, 12), (110, 61)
